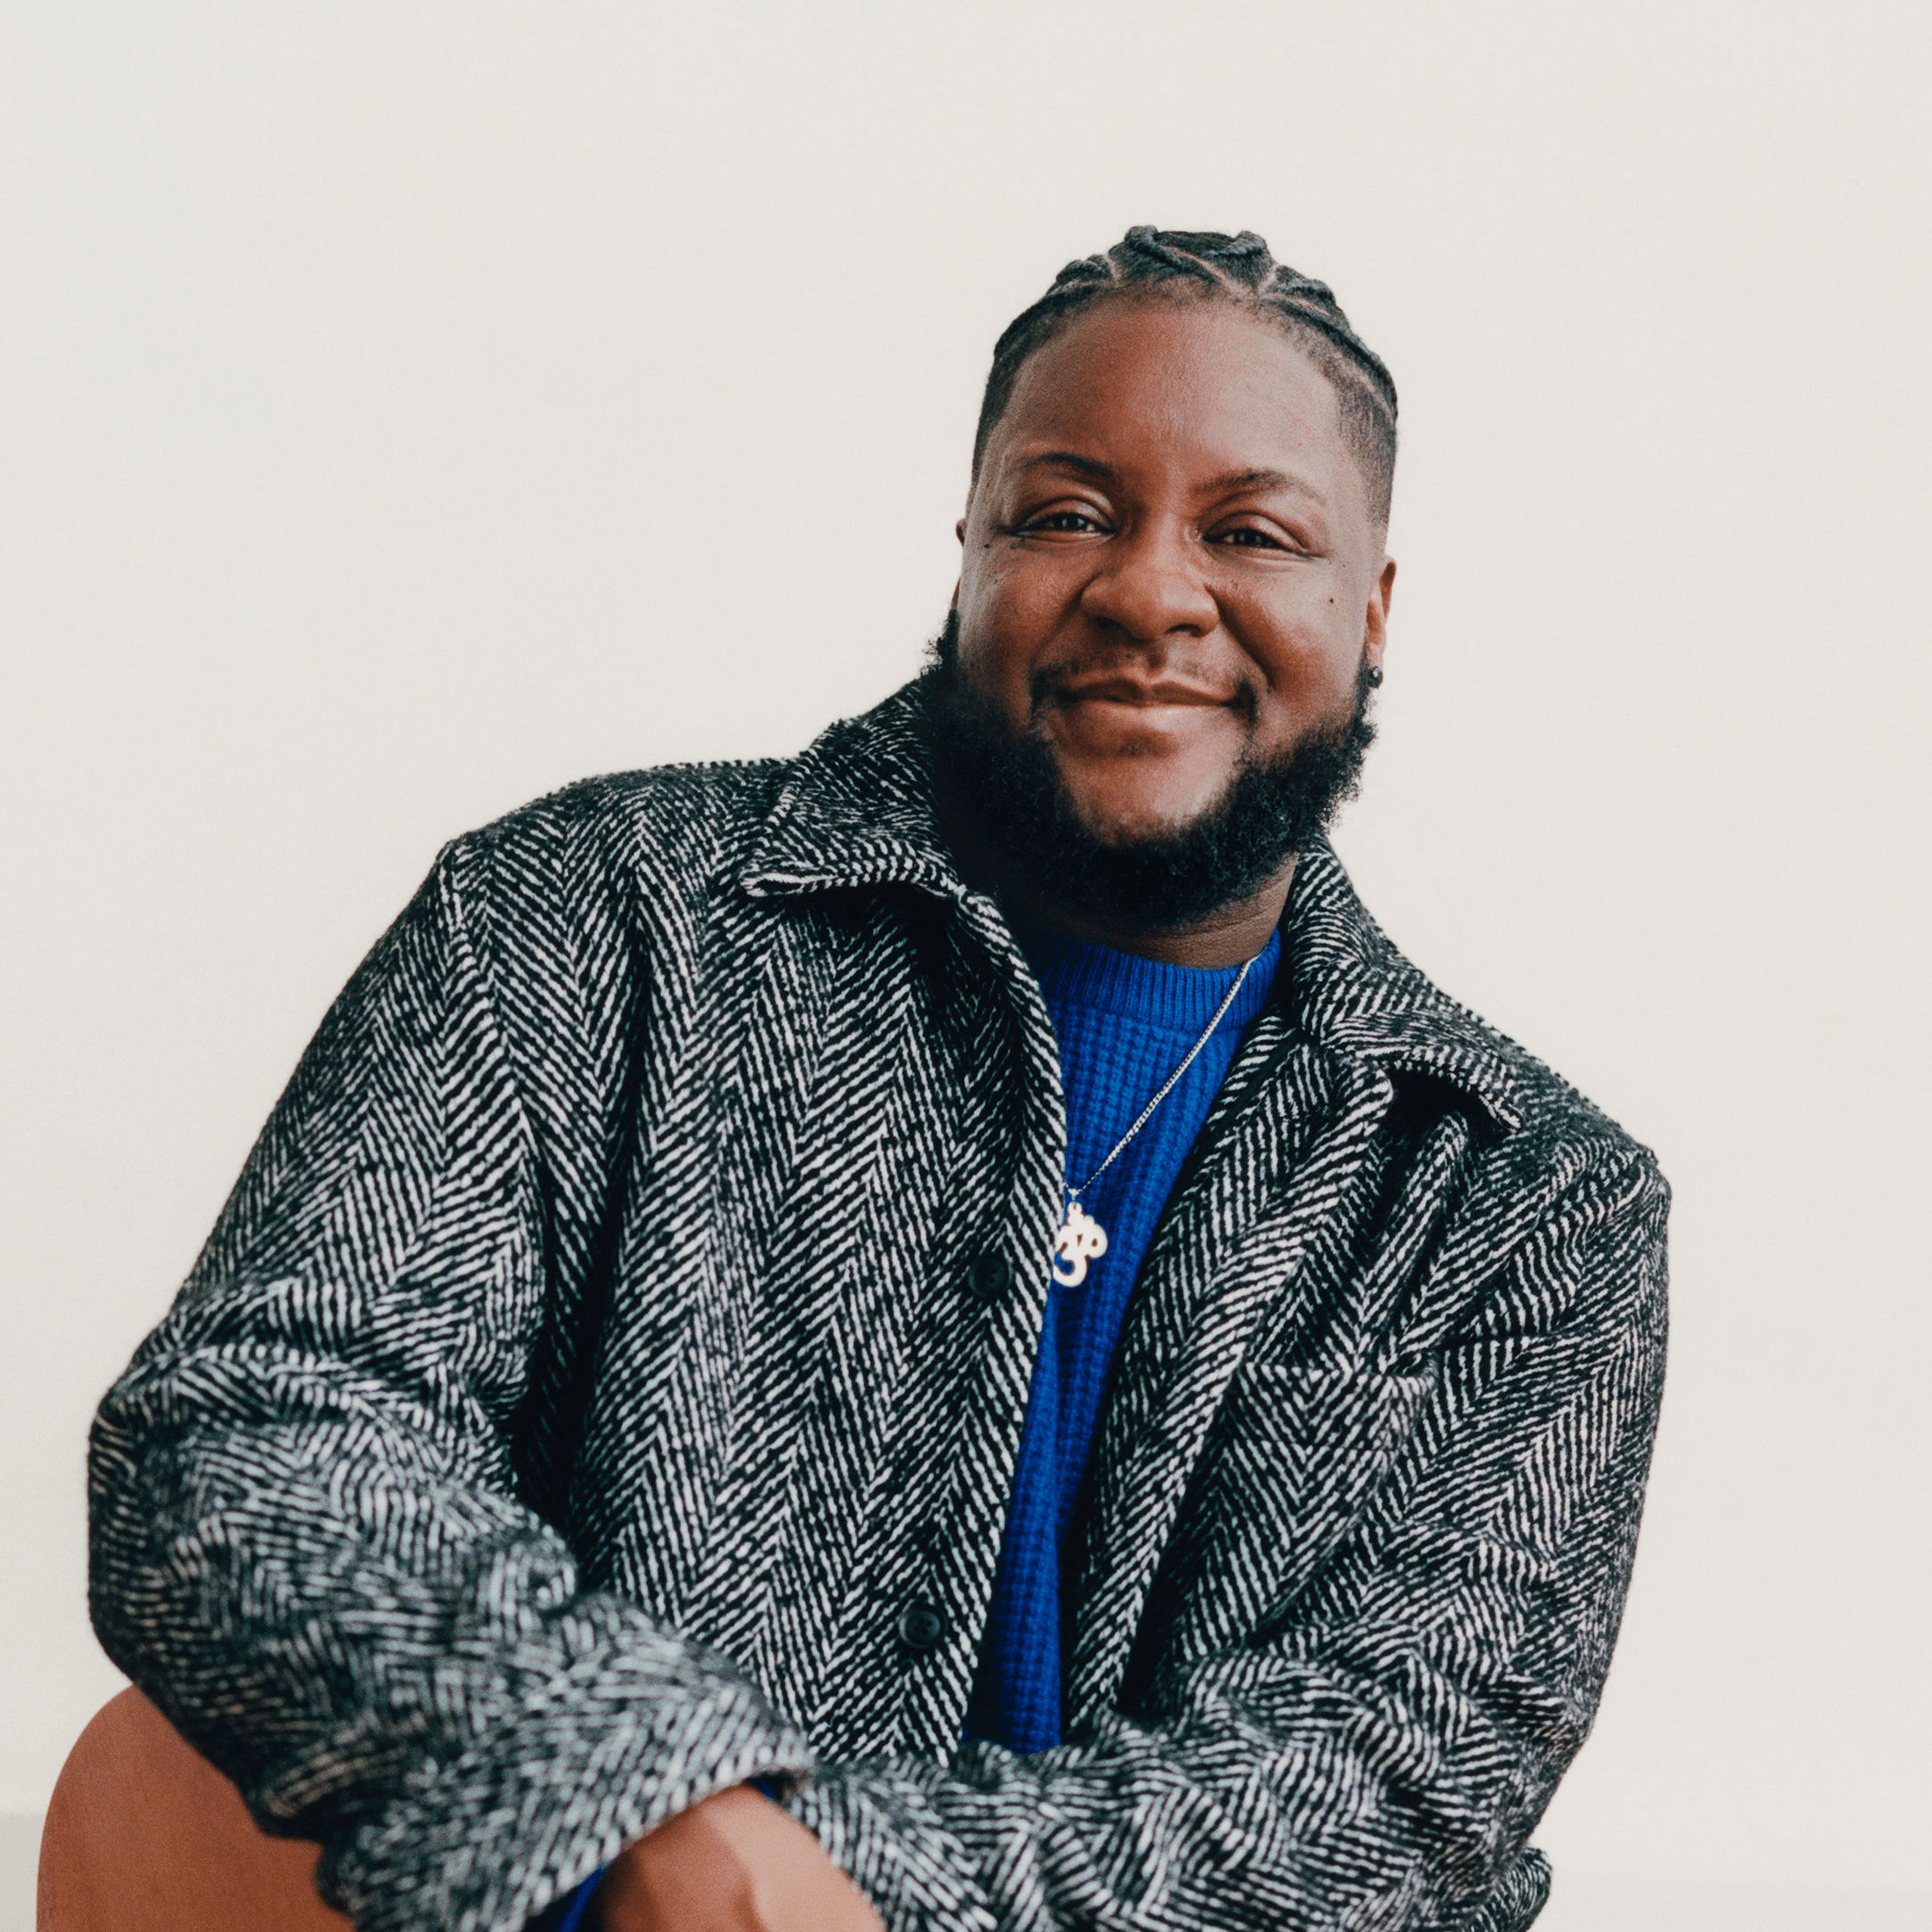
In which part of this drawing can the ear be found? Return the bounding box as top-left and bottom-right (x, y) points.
(1364, 556), (1396, 671)
(955, 518), (967, 548)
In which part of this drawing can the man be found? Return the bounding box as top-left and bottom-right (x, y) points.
(89, 228), (1667, 1932)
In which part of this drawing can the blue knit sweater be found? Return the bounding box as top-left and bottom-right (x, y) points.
(963, 913), (1281, 1753)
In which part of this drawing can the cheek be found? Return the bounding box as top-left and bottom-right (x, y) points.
(957, 559), (1072, 686)
(1230, 588), (1363, 704)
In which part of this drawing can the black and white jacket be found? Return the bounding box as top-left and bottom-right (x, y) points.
(89, 677), (1668, 1932)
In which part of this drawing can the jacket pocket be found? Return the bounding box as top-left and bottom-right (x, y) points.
(1224, 1362), (1429, 1556)
(1143, 1361), (1436, 1664)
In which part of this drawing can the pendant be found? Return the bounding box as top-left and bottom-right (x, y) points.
(1051, 1198), (1108, 1287)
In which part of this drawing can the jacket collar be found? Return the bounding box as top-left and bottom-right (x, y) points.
(736, 678), (964, 901)
(737, 676), (1521, 1135)
(1275, 840), (1522, 1134)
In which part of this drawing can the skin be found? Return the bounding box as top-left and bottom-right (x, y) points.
(595, 291), (1396, 1932)
(597, 1788), (881, 1932)
(939, 295), (1396, 968)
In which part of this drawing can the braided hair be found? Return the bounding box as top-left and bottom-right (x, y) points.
(971, 226), (1396, 528)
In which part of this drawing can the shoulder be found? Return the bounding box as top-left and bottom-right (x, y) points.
(1329, 926), (1672, 1353)
(1393, 970), (1672, 1327)
(1450, 988), (1665, 1208)
(1294, 844), (1667, 1216)
(440, 756), (796, 928)
(1435, 978), (1667, 1240)
(472, 755), (794, 865)
(391, 757), (806, 1037)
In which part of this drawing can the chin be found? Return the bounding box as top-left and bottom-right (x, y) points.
(1058, 763), (1236, 847)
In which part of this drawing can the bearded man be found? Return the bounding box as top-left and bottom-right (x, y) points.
(88, 228), (1668, 1932)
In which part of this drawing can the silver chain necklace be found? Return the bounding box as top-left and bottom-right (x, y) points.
(1049, 954), (1256, 1288)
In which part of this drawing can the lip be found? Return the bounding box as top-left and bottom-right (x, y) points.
(1044, 677), (1241, 756)
(1049, 676), (1233, 709)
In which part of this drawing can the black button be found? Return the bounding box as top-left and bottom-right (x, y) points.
(969, 1254), (1008, 1303)
(896, 1600), (946, 1651)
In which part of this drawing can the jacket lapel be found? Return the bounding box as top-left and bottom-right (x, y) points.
(1064, 844), (1523, 1722)
(1064, 1020), (1397, 1721)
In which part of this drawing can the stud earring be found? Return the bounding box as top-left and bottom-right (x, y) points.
(1364, 664), (1384, 688)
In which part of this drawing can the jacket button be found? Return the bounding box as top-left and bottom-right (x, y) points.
(896, 1600), (946, 1651)
(969, 1254), (1008, 1303)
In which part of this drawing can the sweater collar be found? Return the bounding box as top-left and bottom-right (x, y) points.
(736, 675), (1522, 1135)
(1008, 909), (1281, 1037)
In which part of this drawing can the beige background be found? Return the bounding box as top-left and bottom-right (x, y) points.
(3, 2), (1928, 1920)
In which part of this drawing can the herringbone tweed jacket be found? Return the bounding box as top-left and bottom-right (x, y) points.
(89, 676), (1668, 1932)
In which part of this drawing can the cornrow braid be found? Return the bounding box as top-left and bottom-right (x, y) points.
(970, 225), (1397, 527)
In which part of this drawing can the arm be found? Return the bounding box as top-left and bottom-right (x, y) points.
(780, 1150), (1670, 1932)
(87, 846), (815, 1932)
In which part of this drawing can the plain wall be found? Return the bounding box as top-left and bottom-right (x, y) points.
(3, 0), (1928, 1897)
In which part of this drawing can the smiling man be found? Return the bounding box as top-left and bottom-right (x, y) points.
(90, 229), (1668, 1932)
(935, 291), (1391, 960)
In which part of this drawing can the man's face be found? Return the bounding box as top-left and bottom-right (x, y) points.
(952, 297), (1395, 849)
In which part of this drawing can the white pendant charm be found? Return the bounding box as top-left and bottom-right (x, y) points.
(1044, 951), (1256, 1294)
(1051, 1199), (1109, 1287)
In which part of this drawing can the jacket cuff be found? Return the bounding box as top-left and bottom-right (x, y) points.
(782, 1760), (996, 1932)
(317, 1632), (815, 1932)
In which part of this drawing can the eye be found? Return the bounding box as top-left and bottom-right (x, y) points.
(1212, 524), (1295, 552)
(1011, 506), (1109, 537)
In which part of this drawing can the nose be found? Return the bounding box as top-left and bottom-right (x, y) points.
(1077, 522), (1218, 644)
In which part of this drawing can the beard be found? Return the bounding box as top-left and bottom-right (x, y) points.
(926, 611), (1377, 931)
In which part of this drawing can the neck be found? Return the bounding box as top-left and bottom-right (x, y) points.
(934, 767), (1296, 970)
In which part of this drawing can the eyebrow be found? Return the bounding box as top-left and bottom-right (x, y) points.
(1205, 464), (1327, 503)
(1014, 452), (1326, 504)
(1016, 450), (1115, 481)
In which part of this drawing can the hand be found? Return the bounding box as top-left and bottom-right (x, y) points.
(595, 1786), (886, 1932)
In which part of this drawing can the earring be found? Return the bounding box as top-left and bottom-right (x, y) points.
(1364, 663), (1384, 687)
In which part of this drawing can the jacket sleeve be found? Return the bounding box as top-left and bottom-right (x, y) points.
(86, 845), (814, 1932)
(782, 1146), (1670, 1932)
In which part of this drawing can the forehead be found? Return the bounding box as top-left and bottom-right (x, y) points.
(984, 296), (1354, 500)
